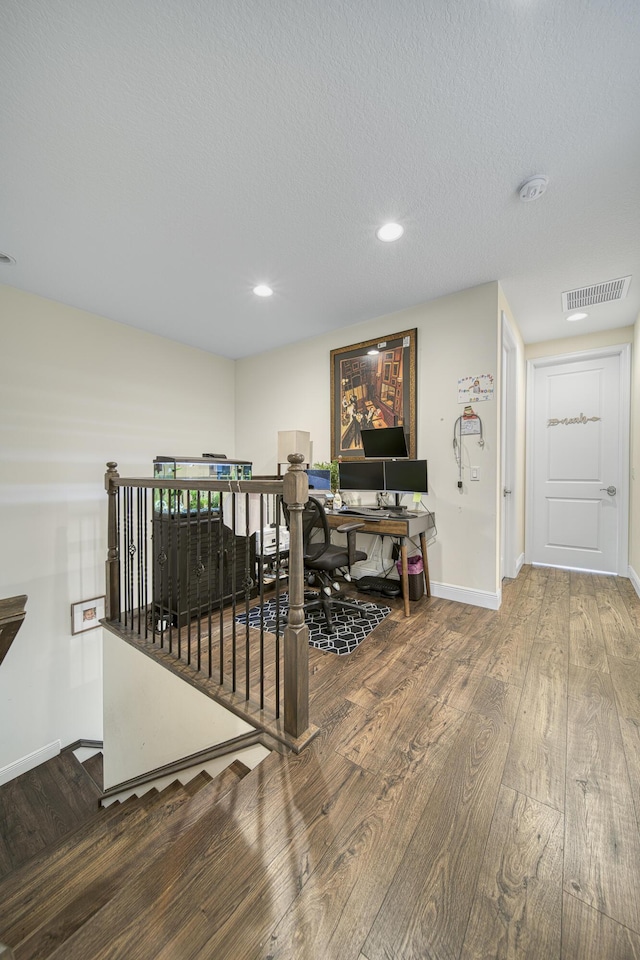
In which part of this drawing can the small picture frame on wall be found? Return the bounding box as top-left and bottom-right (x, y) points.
(71, 596), (105, 635)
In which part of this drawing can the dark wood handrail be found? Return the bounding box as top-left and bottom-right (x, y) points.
(108, 477), (286, 494)
(100, 730), (264, 802)
(0, 595), (27, 668)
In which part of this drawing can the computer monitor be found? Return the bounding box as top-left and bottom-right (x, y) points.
(305, 468), (331, 490)
(384, 459), (428, 494)
(338, 460), (385, 491)
(361, 426), (408, 459)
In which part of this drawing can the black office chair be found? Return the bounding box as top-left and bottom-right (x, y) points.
(282, 496), (375, 633)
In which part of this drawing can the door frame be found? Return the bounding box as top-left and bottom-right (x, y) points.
(525, 343), (631, 574)
(500, 312), (519, 580)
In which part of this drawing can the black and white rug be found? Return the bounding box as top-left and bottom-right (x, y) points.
(236, 592), (391, 655)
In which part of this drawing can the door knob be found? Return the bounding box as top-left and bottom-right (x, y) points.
(600, 485), (617, 496)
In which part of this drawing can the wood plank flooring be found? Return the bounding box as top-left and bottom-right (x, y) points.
(0, 752), (101, 878)
(3, 565), (640, 959)
(261, 565), (640, 960)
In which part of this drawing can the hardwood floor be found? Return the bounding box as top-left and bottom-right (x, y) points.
(3, 565), (640, 959)
(0, 751), (101, 878)
(262, 566), (640, 960)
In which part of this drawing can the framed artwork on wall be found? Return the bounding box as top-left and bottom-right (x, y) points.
(71, 596), (105, 635)
(330, 328), (417, 461)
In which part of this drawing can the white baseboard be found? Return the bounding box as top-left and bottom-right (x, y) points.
(628, 565), (640, 598)
(0, 739), (61, 787)
(430, 581), (501, 610)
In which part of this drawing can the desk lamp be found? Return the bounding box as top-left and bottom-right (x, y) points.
(277, 430), (311, 477)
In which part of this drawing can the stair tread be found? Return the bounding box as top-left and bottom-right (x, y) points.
(182, 770), (213, 796)
(0, 781), (190, 954)
(227, 758), (252, 779)
(0, 753), (266, 959)
(0, 786), (162, 912)
(0, 753), (100, 876)
(51, 748), (358, 960)
(46, 751), (304, 960)
(81, 752), (104, 791)
(44, 755), (269, 960)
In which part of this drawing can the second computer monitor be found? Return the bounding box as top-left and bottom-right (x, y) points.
(384, 459), (428, 494)
(338, 460), (385, 491)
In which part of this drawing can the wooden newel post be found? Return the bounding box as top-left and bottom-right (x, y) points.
(282, 453), (310, 739)
(104, 462), (120, 622)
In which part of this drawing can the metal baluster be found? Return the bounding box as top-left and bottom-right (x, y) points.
(275, 494), (282, 718)
(167, 489), (174, 654)
(231, 492), (237, 693)
(185, 488), (191, 665)
(207, 490), (213, 678)
(218, 494), (225, 686)
(176, 490), (182, 659)
(137, 488), (143, 634)
(143, 488), (149, 639)
(196, 491), (202, 673)
(127, 487), (134, 629)
(244, 491), (251, 703)
(259, 494), (265, 710)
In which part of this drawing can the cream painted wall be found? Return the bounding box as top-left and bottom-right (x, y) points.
(525, 326), (634, 361)
(0, 284), (236, 773)
(103, 633), (255, 788)
(235, 283), (503, 600)
(630, 315), (640, 588)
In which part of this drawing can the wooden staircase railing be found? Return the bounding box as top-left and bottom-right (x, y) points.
(103, 456), (316, 750)
(0, 595), (27, 668)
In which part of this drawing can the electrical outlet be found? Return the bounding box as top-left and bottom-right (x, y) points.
(471, 467), (480, 481)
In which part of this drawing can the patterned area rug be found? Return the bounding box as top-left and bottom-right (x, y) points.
(236, 592), (391, 655)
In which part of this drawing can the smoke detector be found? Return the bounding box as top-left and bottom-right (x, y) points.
(518, 176), (549, 202)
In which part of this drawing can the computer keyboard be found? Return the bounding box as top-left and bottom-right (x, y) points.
(339, 507), (418, 520)
(339, 507), (388, 520)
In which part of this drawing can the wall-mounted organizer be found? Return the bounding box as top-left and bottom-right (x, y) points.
(453, 407), (484, 489)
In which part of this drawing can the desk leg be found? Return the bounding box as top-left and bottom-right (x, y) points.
(420, 531), (431, 597)
(400, 540), (410, 617)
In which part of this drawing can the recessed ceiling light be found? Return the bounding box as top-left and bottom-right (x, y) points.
(376, 222), (404, 242)
(0, 252), (16, 264)
(566, 312), (588, 322)
(367, 349), (379, 355)
(253, 284), (273, 297)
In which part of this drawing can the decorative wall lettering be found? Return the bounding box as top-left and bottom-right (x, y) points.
(457, 373), (494, 404)
(547, 413), (602, 427)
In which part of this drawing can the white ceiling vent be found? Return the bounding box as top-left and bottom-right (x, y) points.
(562, 276), (631, 312)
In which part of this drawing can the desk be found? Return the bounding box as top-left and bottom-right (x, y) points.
(325, 510), (433, 617)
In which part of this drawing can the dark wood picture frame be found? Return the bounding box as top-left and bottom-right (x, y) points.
(330, 328), (417, 461)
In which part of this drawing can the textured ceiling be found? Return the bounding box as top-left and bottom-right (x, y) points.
(1, 0), (639, 359)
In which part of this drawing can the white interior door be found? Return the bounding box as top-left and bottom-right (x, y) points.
(528, 348), (629, 574)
